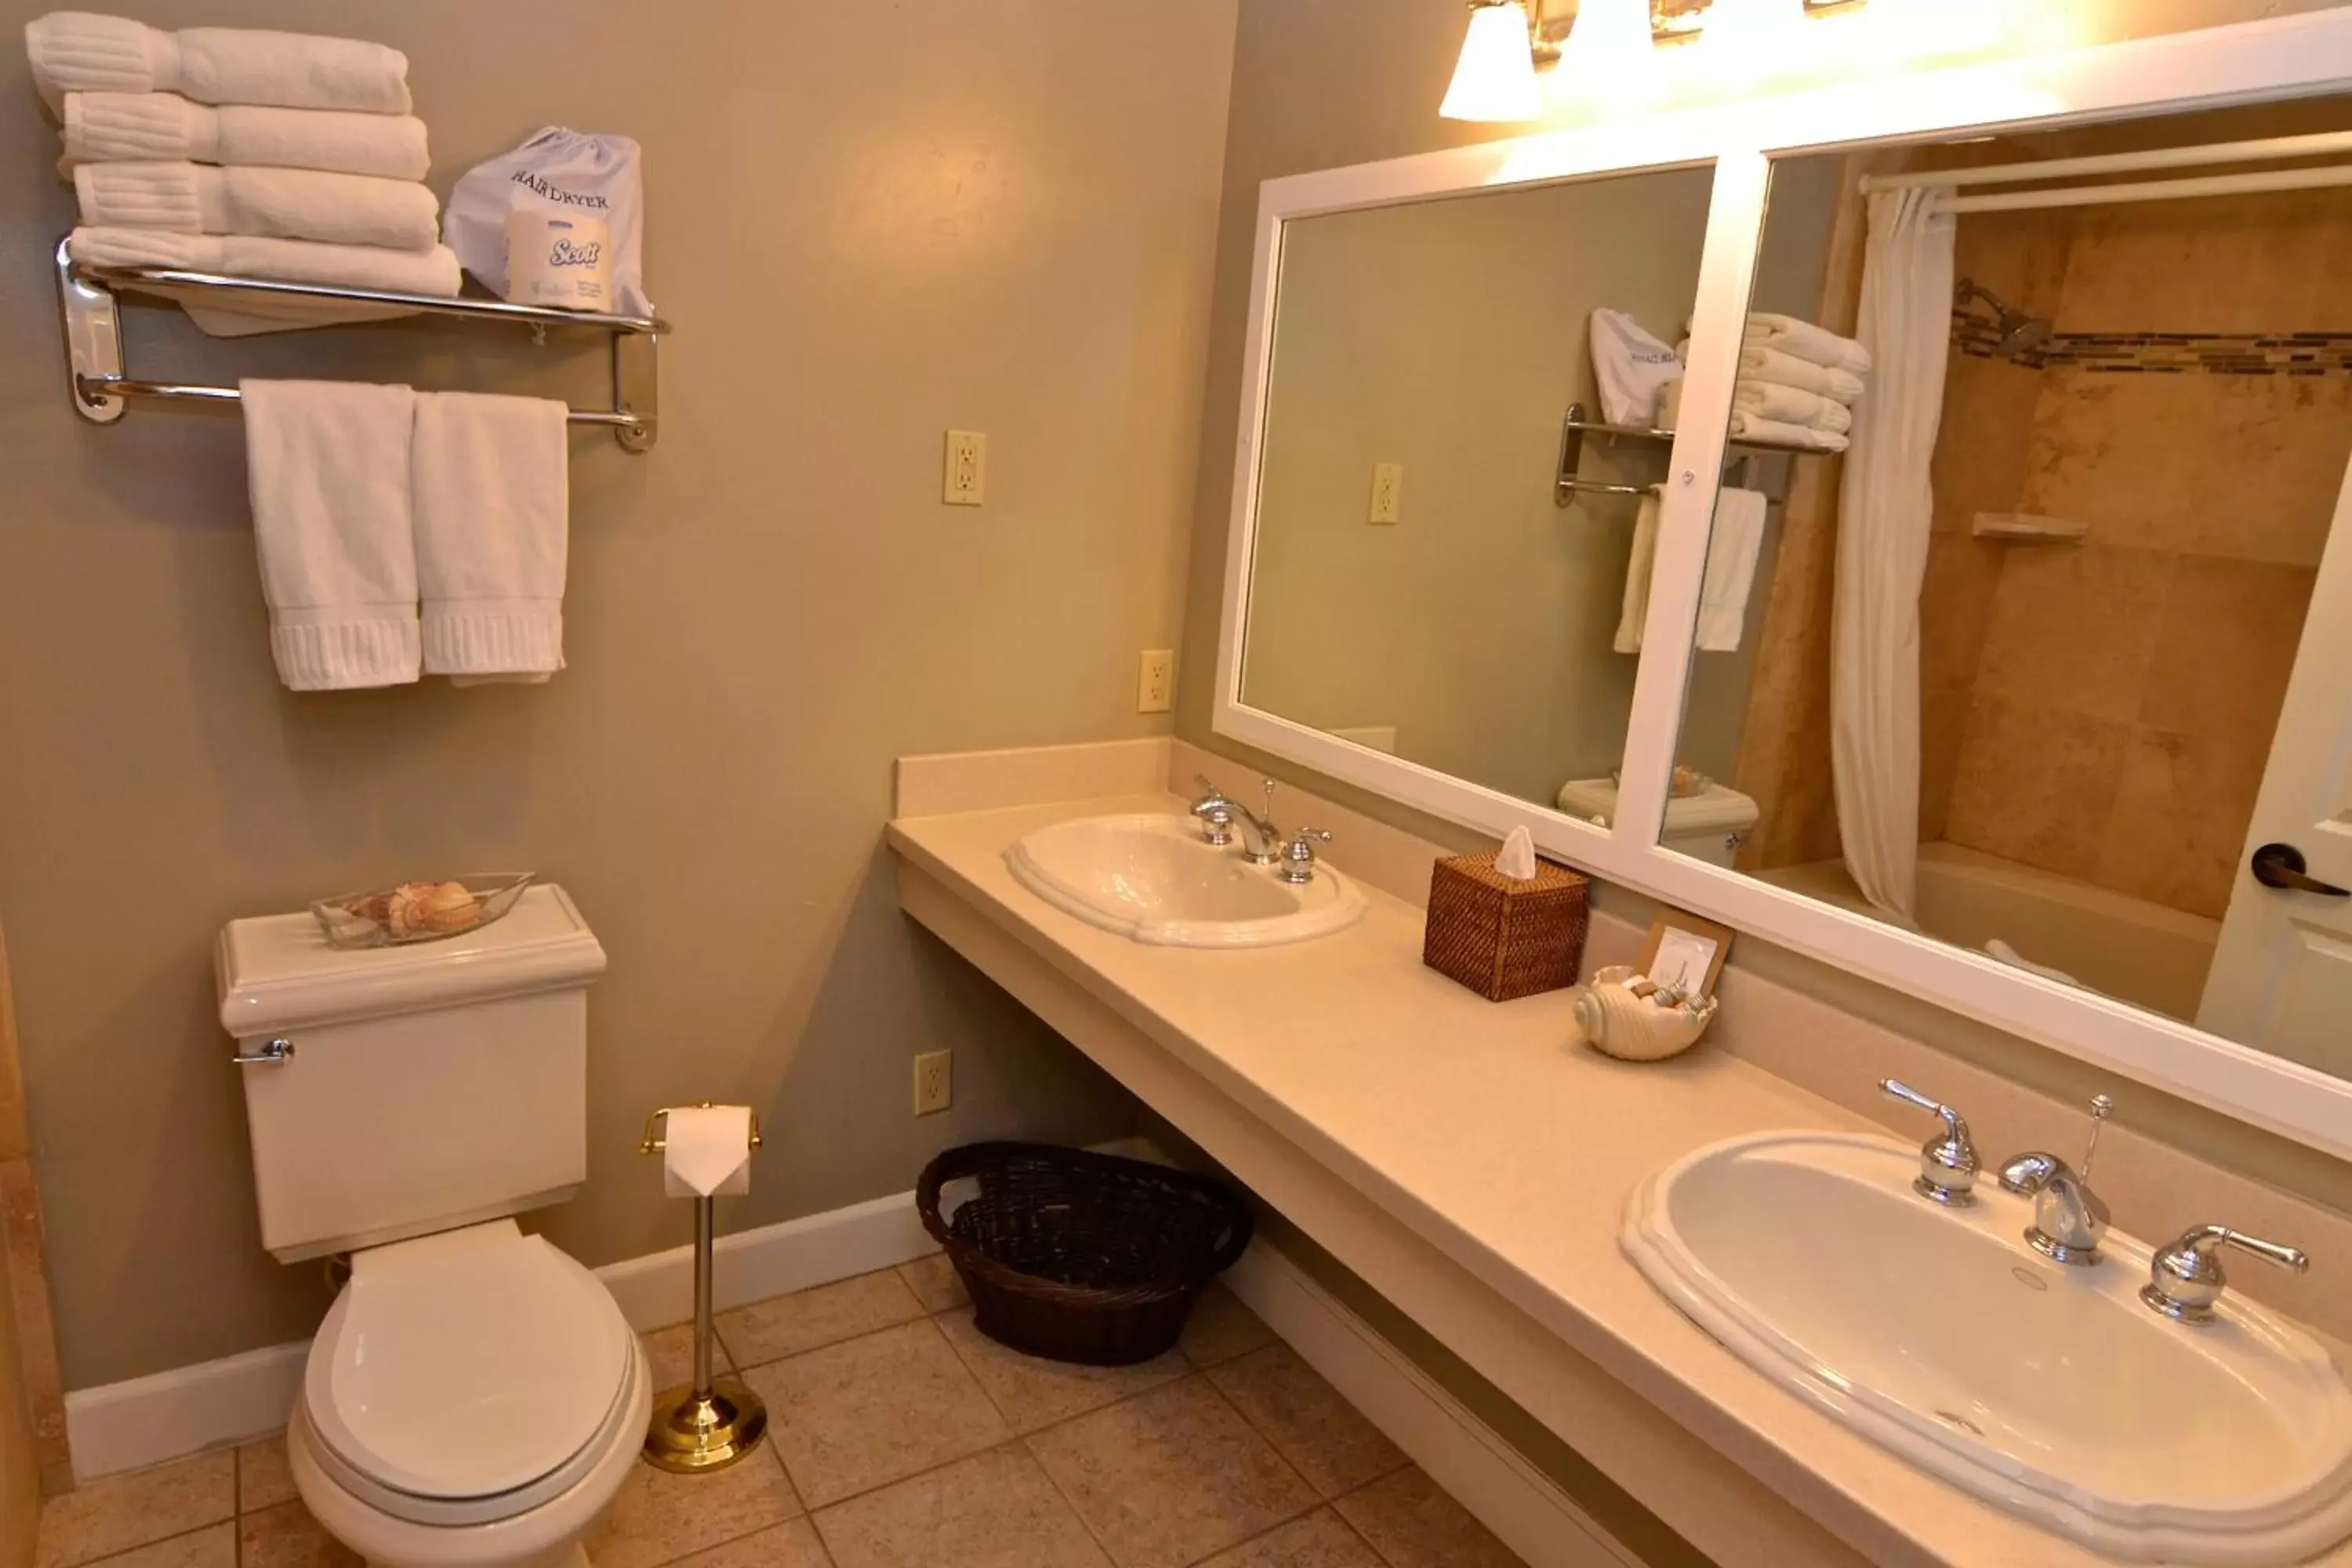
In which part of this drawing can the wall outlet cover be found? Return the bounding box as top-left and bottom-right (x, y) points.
(913, 1049), (953, 1116)
(943, 431), (987, 506)
(1138, 648), (1175, 713)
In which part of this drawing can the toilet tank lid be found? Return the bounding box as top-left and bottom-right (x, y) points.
(216, 884), (607, 1036)
(1555, 777), (1759, 835)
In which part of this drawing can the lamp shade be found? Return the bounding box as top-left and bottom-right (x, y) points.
(1700, 0), (1807, 51)
(1556, 0), (1657, 96)
(1441, 2), (1542, 122)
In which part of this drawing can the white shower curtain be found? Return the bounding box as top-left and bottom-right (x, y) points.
(1831, 187), (1955, 923)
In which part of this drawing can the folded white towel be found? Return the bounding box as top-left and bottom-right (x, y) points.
(1744, 312), (1873, 376)
(1613, 488), (1663, 655)
(1728, 411), (1850, 452)
(1733, 378), (1853, 434)
(69, 227), (458, 336)
(76, 162), (439, 250)
(27, 12), (410, 114)
(61, 92), (429, 180)
(1696, 488), (1769, 652)
(241, 379), (419, 690)
(1737, 344), (1864, 404)
(412, 393), (569, 683)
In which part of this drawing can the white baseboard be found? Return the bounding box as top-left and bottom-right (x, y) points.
(66, 1188), (937, 1484)
(1224, 1243), (1650, 1568)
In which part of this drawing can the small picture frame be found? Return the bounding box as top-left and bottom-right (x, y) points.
(1637, 910), (1733, 1000)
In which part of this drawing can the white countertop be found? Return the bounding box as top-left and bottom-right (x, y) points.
(887, 791), (2352, 1568)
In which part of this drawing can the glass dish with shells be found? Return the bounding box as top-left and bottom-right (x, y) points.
(311, 873), (535, 950)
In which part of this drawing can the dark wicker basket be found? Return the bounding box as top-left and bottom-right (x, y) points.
(916, 1142), (1253, 1366)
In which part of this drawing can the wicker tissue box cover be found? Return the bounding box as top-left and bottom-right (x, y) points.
(1422, 852), (1591, 1002)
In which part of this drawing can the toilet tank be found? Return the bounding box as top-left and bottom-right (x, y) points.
(216, 884), (608, 1263)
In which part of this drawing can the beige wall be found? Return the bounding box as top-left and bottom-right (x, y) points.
(1177, 0), (2352, 1203)
(0, 0), (1238, 1388)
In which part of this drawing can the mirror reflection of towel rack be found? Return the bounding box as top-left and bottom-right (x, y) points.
(53, 238), (670, 451)
(1553, 402), (1814, 508)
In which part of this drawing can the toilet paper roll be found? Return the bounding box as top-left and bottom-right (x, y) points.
(662, 1105), (754, 1198)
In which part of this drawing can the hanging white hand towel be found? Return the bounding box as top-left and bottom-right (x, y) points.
(1732, 378), (1852, 434)
(1744, 312), (1873, 376)
(26, 12), (411, 114)
(60, 92), (430, 180)
(1737, 343), (1864, 405)
(412, 392), (570, 684)
(69, 227), (459, 336)
(241, 379), (419, 691)
(76, 162), (440, 250)
(1695, 488), (1768, 652)
(1613, 488), (1663, 655)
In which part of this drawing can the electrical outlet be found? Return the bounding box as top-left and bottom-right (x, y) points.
(943, 430), (987, 506)
(1368, 462), (1403, 524)
(1138, 648), (1174, 713)
(913, 1050), (953, 1116)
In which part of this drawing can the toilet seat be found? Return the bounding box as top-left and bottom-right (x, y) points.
(301, 1221), (635, 1527)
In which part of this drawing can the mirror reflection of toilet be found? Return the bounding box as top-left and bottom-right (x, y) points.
(216, 885), (639, 1568)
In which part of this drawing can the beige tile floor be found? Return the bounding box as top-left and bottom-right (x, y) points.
(36, 1259), (1529, 1568)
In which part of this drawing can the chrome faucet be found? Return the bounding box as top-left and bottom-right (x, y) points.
(2140, 1224), (2310, 1323)
(1998, 1094), (2115, 1266)
(1879, 1080), (1980, 1207)
(1189, 775), (1283, 865)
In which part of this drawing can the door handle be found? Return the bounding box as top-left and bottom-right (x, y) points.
(2250, 843), (2351, 898)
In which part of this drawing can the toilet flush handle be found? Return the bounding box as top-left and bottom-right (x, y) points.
(230, 1036), (296, 1065)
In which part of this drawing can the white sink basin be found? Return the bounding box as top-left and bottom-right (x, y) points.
(1005, 813), (1366, 948)
(1624, 1131), (2352, 1563)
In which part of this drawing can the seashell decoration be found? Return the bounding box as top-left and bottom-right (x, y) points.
(1573, 964), (1718, 1062)
(383, 880), (481, 939)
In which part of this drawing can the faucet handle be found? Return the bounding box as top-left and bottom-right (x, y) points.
(1276, 827), (1331, 885)
(2141, 1224), (2310, 1323)
(1879, 1079), (1979, 1207)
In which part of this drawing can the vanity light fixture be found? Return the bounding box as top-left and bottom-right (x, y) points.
(1439, 2), (1552, 122)
(1441, 0), (1871, 121)
(1439, 0), (1657, 122)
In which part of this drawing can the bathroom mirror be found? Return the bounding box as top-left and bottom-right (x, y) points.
(1236, 162), (1720, 810)
(1667, 93), (2352, 1083)
(1215, 13), (2352, 1160)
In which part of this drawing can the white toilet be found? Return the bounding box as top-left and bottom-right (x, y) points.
(1555, 775), (1760, 867)
(216, 885), (648, 1568)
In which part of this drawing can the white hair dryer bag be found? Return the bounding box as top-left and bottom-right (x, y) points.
(444, 125), (649, 315)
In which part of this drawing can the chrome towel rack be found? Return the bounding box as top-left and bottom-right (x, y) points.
(1554, 401), (1828, 507)
(54, 238), (670, 451)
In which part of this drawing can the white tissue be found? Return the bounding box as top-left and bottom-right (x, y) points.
(662, 1105), (754, 1198)
(1496, 826), (1538, 882)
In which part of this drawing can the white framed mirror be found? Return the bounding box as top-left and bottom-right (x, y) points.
(1211, 9), (2352, 1161)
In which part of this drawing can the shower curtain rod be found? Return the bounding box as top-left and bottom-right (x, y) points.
(1859, 128), (2352, 193)
(1935, 162), (2352, 214)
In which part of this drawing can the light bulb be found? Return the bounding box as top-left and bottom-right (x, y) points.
(1441, 2), (1543, 122)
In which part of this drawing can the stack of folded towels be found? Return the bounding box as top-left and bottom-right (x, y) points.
(1730, 312), (1871, 452)
(27, 10), (459, 336)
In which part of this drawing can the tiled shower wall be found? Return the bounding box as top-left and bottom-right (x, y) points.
(1920, 187), (2352, 919)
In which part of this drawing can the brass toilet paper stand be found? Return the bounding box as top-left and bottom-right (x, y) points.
(636, 1104), (769, 1473)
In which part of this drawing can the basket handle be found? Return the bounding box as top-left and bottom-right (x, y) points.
(1207, 1202), (1255, 1274)
(915, 1148), (964, 1248)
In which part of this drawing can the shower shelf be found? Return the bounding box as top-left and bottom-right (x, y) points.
(53, 238), (670, 451)
(1554, 402), (1837, 506)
